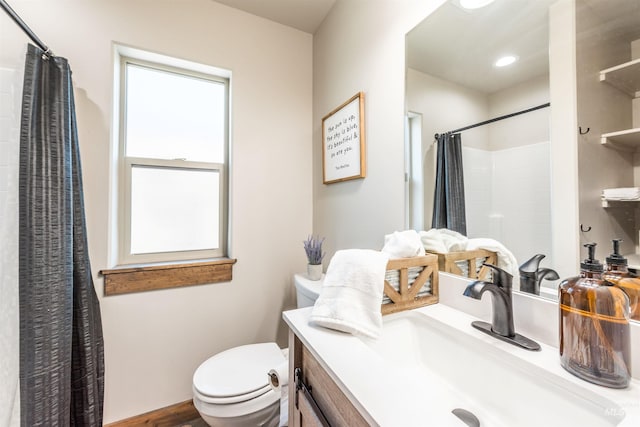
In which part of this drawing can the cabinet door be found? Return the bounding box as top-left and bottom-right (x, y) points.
(288, 331), (369, 427)
(297, 386), (330, 427)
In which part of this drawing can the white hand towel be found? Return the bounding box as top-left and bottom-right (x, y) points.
(420, 228), (468, 253)
(309, 249), (390, 339)
(466, 237), (519, 279)
(420, 236), (449, 253)
(442, 235), (468, 252)
(382, 230), (425, 257)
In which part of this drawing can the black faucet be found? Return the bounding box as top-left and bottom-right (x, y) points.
(519, 254), (559, 295)
(463, 263), (541, 351)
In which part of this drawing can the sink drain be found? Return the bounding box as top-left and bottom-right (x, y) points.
(452, 408), (480, 427)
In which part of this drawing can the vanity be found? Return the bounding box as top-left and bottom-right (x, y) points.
(286, 0), (640, 423)
(284, 273), (640, 427)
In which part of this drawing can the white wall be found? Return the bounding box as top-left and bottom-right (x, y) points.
(0, 65), (21, 427)
(490, 142), (552, 265)
(488, 74), (550, 151)
(462, 143), (552, 267)
(407, 69), (490, 151)
(406, 68), (489, 230)
(313, 0), (447, 258)
(486, 74), (552, 268)
(462, 147), (492, 237)
(0, 0), (312, 423)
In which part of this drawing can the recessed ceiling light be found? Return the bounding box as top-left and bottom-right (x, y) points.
(494, 55), (518, 67)
(459, 0), (496, 10)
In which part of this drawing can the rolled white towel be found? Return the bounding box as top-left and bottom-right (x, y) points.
(421, 236), (448, 253)
(466, 237), (519, 279)
(310, 249), (390, 339)
(420, 228), (468, 253)
(382, 230), (425, 258)
(442, 235), (468, 252)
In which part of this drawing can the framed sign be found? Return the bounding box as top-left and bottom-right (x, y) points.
(321, 92), (366, 184)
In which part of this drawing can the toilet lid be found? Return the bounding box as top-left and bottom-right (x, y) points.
(193, 342), (285, 400)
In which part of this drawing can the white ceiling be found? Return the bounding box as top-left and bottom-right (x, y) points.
(213, 0), (550, 94)
(407, 0), (556, 94)
(213, 0), (336, 33)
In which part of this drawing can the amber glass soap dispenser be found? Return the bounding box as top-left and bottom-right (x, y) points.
(559, 243), (631, 388)
(602, 239), (640, 321)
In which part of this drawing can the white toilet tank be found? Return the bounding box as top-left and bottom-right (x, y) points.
(294, 274), (322, 308)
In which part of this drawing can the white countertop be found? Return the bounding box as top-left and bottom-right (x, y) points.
(284, 303), (640, 426)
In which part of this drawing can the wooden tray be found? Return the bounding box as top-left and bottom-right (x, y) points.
(381, 255), (439, 315)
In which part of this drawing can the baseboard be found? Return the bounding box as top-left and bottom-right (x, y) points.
(105, 399), (200, 427)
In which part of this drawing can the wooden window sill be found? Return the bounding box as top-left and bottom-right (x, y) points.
(99, 258), (237, 296)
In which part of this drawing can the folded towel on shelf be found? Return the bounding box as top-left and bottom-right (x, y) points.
(310, 249), (390, 339)
(602, 187), (640, 201)
(419, 228), (468, 253)
(382, 230), (425, 258)
(466, 237), (519, 279)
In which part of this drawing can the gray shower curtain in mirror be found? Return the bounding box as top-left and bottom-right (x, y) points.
(19, 44), (104, 426)
(432, 133), (467, 235)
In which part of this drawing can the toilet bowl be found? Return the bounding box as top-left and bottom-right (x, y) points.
(192, 274), (322, 426)
(193, 343), (284, 427)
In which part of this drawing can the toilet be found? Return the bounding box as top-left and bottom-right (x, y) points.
(192, 274), (323, 426)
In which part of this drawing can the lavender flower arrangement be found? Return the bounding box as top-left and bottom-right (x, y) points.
(303, 235), (325, 265)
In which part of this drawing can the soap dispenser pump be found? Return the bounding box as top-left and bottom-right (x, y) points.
(602, 238), (640, 321)
(559, 243), (631, 388)
(604, 239), (627, 271)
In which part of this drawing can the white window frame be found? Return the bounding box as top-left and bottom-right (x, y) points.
(115, 51), (229, 265)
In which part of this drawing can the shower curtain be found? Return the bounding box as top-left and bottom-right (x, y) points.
(432, 132), (467, 235)
(19, 44), (104, 426)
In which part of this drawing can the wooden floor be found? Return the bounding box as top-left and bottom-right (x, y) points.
(175, 418), (208, 427)
(105, 400), (209, 427)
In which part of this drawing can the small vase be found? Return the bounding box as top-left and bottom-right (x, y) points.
(307, 264), (323, 281)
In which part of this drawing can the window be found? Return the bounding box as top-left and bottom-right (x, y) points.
(116, 53), (229, 265)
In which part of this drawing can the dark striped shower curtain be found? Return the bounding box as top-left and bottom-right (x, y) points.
(431, 132), (467, 235)
(19, 44), (104, 426)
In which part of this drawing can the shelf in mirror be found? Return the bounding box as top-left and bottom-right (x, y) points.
(602, 199), (640, 208)
(600, 127), (640, 151)
(600, 58), (640, 97)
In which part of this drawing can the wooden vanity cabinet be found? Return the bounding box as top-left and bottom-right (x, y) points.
(288, 331), (369, 427)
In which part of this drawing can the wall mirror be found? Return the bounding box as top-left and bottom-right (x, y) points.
(407, 0), (640, 317)
(405, 0), (557, 297)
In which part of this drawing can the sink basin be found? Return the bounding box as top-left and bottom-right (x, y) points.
(362, 308), (627, 427)
(285, 303), (639, 426)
